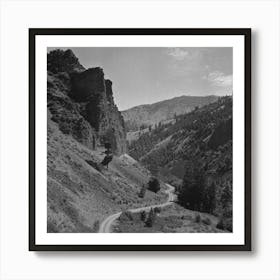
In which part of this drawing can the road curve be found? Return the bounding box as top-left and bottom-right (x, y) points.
(98, 183), (176, 233)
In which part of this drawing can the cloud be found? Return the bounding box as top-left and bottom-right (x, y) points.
(165, 49), (233, 95)
(166, 48), (205, 77)
(205, 71), (233, 88)
(167, 48), (190, 61)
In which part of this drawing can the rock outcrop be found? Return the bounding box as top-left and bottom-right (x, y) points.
(47, 49), (85, 73)
(47, 49), (126, 154)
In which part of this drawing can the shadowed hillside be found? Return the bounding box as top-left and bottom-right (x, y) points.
(127, 96), (233, 231)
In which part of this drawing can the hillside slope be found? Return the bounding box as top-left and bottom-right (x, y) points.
(47, 49), (167, 233)
(128, 96), (233, 230)
(47, 119), (167, 232)
(122, 95), (219, 131)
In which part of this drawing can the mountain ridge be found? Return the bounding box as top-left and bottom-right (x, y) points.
(122, 94), (218, 111)
(121, 95), (219, 131)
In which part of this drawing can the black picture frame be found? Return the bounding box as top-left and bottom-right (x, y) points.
(29, 28), (251, 251)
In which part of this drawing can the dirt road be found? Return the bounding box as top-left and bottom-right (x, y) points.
(98, 183), (175, 233)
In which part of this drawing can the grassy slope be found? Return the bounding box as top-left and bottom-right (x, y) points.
(47, 116), (167, 233)
(112, 204), (228, 233)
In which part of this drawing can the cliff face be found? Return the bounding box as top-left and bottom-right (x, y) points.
(47, 49), (85, 73)
(47, 50), (167, 233)
(47, 49), (126, 154)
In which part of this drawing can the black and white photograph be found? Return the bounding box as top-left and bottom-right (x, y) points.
(47, 46), (233, 234)
(29, 29), (251, 250)
(5, 0), (280, 278)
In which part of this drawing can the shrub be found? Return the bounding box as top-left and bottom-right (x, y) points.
(59, 122), (70, 134)
(217, 217), (232, 232)
(140, 211), (146, 222)
(194, 214), (201, 223)
(104, 142), (112, 150)
(224, 218), (233, 232)
(148, 177), (161, 193)
(145, 208), (156, 227)
(93, 220), (100, 232)
(202, 217), (212, 225)
(216, 218), (225, 230)
(138, 184), (147, 198)
(154, 207), (161, 214)
(119, 211), (133, 222)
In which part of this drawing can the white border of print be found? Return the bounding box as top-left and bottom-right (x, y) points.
(36, 35), (244, 245)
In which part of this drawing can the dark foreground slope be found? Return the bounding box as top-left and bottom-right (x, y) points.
(47, 49), (167, 232)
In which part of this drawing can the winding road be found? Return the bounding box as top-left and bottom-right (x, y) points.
(98, 183), (176, 233)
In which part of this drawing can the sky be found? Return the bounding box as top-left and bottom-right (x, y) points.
(48, 47), (232, 111)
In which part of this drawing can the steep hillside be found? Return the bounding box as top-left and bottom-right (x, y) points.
(47, 119), (167, 232)
(47, 49), (167, 232)
(122, 95), (219, 132)
(128, 96), (233, 230)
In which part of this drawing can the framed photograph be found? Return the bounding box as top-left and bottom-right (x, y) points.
(29, 28), (251, 251)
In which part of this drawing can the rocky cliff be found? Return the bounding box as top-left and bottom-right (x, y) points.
(47, 49), (126, 154)
(47, 50), (168, 233)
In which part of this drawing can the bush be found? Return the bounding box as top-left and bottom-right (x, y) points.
(148, 177), (161, 193)
(59, 122), (70, 134)
(154, 207), (161, 214)
(194, 214), (201, 223)
(93, 220), (100, 232)
(145, 208), (156, 227)
(138, 184), (147, 198)
(140, 211), (146, 221)
(217, 217), (232, 232)
(202, 217), (212, 225)
(216, 218), (225, 230)
(119, 211), (133, 222)
(104, 142), (111, 150)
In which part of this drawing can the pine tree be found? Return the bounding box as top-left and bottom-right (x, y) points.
(178, 161), (205, 211)
(140, 211), (146, 222)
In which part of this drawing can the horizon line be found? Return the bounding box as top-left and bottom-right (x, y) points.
(120, 93), (232, 112)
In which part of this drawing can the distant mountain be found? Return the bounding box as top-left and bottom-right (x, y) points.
(121, 95), (219, 131)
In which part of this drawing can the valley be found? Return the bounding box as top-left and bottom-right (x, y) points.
(47, 48), (232, 234)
